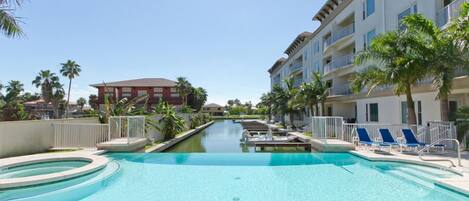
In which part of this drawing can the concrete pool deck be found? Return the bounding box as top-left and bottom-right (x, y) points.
(0, 152), (108, 189)
(350, 149), (469, 195)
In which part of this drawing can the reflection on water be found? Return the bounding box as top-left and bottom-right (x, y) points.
(164, 120), (307, 153)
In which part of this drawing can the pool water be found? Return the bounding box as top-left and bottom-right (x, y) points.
(2, 153), (468, 201)
(166, 120), (305, 153)
(0, 161), (90, 179)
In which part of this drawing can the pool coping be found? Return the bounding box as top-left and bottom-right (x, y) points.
(0, 153), (108, 189)
(145, 121), (215, 153)
(349, 150), (469, 196)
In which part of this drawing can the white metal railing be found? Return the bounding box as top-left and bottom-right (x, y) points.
(343, 123), (424, 144)
(436, 0), (467, 27)
(324, 54), (354, 74)
(427, 121), (458, 150)
(108, 116), (146, 144)
(311, 116), (344, 143)
(332, 23), (355, 42)
(418, 138), (462, 167)
(324, 37), (333, 50)
(53, 123), (109, 148)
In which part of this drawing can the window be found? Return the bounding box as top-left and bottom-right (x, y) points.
(401, 101), (422, 125)
(313, 41), (320, 54)
(363, 0), (375, 19)
(153, 87), (163, 98)
(363, 29), (376, 48)
(398, 4), (418, 30)
(137, 90), (147, 96)
(121, 87), (132, 97)
(366, 103), (379, 122)
(170, 88), (179, 97)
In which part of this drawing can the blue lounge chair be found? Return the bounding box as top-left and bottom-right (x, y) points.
(401, 128), (445, 152)
(356, 128), (388, 151)
(379, 128), (402, 152)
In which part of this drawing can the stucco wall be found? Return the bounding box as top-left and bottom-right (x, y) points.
(0, 118), (99, 158)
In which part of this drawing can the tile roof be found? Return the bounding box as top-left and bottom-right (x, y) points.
(90, 78), (177, 87)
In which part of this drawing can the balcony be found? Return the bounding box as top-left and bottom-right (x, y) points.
(436, 0), (467, 27)
(323, 37), (333, 50)
(289, 62), (303, 74)
(324, 54), (354, 74)
(328, 84), (353, 96)
(332, 23), (355, 43)
(292, 77), (303, 88)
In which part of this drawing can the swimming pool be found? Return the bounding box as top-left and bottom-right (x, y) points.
(2, 153), (468, 201)
(0, 161), (89, 179)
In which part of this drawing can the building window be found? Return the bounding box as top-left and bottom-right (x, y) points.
(398, 4), (418, 30)
(137, 90), (147, 96)
(401, 101), (422, 125)
(363, 0), (375, 19)
(121, 87), (132, 97)
(153, 87), (163, 98)
(363, 29), (376, 48)
(366, 103), (379, 122)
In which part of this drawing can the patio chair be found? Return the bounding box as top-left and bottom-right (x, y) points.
(401, 128), (445, 152)
(356, 128), (386, 151)
(378, 128), (402, 152)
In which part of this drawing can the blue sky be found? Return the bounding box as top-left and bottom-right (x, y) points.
(0, 0), (325, 105)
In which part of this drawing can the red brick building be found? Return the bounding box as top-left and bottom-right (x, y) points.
(90, 78), (183, 110)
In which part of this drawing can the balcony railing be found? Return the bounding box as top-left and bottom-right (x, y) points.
(436, 0), (467, 27)
(323, 37), (333, 50)
(332, 23), (355, 43)
(328, 84), (353, 96)
(289, 62), (303, 74)
(324, 53), (354, 74)
(292, 78), (303, 88)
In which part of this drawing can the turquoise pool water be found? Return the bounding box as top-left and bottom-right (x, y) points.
(2, 153), (468, 201)
(0, 161), (89, 179)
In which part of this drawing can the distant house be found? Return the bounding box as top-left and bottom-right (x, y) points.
(90, 78), (183, 111)
(202, 103), (224, 116)
(24, 99), (54, 118)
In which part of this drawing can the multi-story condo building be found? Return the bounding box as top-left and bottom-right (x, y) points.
(268, 0), (469, 125)
(91, 78), (183, 111)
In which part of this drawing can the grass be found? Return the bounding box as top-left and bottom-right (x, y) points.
(304, 131), (312, 137)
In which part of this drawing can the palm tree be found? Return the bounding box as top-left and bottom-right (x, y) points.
(50, 82), (65, 119)
(401, 13), (468, 121)
(77, 97), (86, 111)
(311, 72), (329, 116)
(297, 82), (318, 117)
(175, 77), (192, 106)
(60, 60), (81, 117)
(3, 80), (24, 120)
(351, 23), (430, 125)
(448, 2), (469, 56)
(152, 102), (186, 140)
(32, 70), (59, 103)
(4, 80), (23, 102)
(259, 92), (274, 122)
(0, 0), (24, 38)
(272, 76), (300, 128)
(191, 87), (207, 112)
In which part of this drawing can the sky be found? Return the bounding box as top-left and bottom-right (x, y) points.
(0, 0), (325, 105)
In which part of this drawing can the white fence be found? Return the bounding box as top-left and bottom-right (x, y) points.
(311, 116), (344, 142)
(343, 123), (423, 144)
(311, 117), (459, 150)
(109, 116), (146, 144)
(53, 123), (109, 148)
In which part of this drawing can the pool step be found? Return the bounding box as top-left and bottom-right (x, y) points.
(386, 169), (435, 189)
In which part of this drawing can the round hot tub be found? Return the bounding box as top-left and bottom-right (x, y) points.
(0, 154), (108, 189)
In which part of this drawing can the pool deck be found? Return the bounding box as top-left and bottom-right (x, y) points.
(351, 149), (469, 195)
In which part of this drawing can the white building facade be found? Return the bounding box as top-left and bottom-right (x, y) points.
(268, 0), (469, 125)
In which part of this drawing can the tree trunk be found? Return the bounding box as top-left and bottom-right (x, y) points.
(321, 101), (326, 116)
(440, 94), (450, 122)
(315, 104), (319, 116)
(289, 112), (295, 129)
(405, 86), (417, 125)
(281, 113), (286, 128)
(309, 103), (314, 117)
(66, 78), (72, 118)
